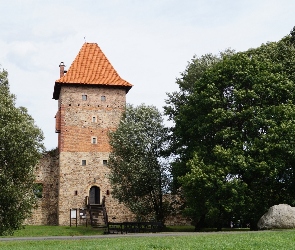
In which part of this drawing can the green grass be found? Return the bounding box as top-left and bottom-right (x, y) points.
(164, 225), (250, 232)
(1, 226), (295, 249)
(1, 225), (105, 237)
(1, 230), (295, 249)
(3, 225), (241, 237)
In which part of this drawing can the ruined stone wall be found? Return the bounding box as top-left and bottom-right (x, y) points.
(164, 192), (192, 226)
(26, 150), (59, 225)
(165, 214), (192, 226)
(57, 85), (134, 225)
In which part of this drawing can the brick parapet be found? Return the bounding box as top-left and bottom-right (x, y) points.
(57, 85), (125, 153)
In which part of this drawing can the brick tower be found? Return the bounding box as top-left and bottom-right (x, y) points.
(53, 43), (133, 225)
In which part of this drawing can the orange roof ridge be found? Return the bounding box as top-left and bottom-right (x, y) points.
(53, 43), (132, 99)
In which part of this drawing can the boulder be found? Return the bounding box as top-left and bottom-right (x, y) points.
(257, 204), (295, 229)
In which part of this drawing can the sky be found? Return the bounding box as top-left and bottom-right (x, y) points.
(1, 0), (295, 150)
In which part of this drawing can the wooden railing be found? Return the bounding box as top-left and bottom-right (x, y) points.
(107, 221), (163, 234)
(85, 196), (108, 228)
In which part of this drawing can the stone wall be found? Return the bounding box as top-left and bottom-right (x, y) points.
(26, 150), (59, 225)
(164, 192), (192, 226)
(57, 85), (134, 225)
(165, 214), (192, 226)
(27, 150), (189, 226)
(27, 83), (189, 226)
(58, 151), (135, 225)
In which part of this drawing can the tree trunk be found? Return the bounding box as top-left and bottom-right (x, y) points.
(216, 209), (223, 231)
(249, 220), (258, 231)
(216, 223), (222, 231)
(195, 214), (206, 232)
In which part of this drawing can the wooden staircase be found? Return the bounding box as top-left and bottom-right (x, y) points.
(86, 196), (108, 228)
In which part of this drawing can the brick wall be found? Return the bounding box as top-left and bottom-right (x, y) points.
(57, 85), (126, 152)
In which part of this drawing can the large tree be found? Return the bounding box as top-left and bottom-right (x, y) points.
(165, 32), (295, 230)
(0, 68), (44, 235)
(108, 104), (170, 222)
(165, 50), (234, 190)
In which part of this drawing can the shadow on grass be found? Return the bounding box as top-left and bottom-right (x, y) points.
(1, 225), (105, 237)
(2, 225), (250, 238)
(163, 225), (250, 232)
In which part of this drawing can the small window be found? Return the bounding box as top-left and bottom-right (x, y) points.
(92, 137), (97, 144)
(103, 160), (108, 166)
(81, 160), (86, 166)
(92, 116), (96, 122)
(33, 183), (43, 198)
(101, 96), (106, 101)
(82, 95), (87, 101)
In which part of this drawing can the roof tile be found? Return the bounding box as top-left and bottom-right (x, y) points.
(53, 43), (132, 99)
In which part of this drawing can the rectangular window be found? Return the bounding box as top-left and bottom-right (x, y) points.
(103, 160), (108, 166)
(92, 137), (97, 144)
(81, 160), (86, 166)
(101, 95), (106, 101)
(82, 95), (87, 101)
(33, 183), (43, 198)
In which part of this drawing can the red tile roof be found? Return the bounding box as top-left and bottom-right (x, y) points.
(53, 43), (132, 99)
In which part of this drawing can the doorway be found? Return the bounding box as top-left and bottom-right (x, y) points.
(89, 186), (100, 204)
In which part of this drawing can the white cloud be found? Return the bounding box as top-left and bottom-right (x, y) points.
(1, 0), (295, 150)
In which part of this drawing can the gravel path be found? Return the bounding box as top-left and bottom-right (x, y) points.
(0, 231), (264, 242)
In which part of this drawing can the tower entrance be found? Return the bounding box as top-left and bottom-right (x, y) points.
(89, 186), (100, 204)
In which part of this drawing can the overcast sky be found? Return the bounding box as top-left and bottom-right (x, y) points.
(1, 0), (295, 150)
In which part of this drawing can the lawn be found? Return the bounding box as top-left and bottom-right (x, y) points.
(1, 225), (106, 237)
(1, 226), (295, 249)
(1, 225), (196, 237)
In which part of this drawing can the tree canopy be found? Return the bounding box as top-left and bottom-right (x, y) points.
(165, 31), (295, 230)
(0, 68), (44, 235)
(108, 104), (170, 222)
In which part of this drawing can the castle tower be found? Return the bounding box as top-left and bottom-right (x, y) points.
(53, 43), (132, 225)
